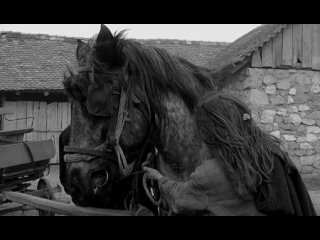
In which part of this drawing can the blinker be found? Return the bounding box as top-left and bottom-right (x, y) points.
(86, 82), (114, 117)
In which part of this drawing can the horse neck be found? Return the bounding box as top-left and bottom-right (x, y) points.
(156, 93), (211, 181)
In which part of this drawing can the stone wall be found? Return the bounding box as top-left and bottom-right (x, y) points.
(223, 67), (320, 175)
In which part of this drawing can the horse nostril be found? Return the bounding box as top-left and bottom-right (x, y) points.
(92, 169), (109, 189)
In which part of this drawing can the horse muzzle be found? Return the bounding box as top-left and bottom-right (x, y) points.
(65, 157), (113, 207)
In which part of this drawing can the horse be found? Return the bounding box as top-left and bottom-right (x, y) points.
(62, 25), (315, 216)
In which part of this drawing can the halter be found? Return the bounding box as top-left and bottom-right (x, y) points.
(64, 64), (133, 178)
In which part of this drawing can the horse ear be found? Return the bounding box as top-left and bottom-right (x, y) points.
(76, 40), (91, 64)
(96, 24), (114, 43)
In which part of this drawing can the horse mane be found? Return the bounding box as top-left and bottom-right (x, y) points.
(195, 92), (288, 198)
(93, 31), (217, 117)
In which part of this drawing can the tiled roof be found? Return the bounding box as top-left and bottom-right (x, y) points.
(0, 32), (228, 92)
(210, 24), (288, 72)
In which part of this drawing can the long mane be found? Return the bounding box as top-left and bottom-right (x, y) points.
(93, 32), (217, 116)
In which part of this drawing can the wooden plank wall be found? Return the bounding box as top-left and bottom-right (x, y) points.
(2, 101), (71, 164)
(251, 24), (320, 70)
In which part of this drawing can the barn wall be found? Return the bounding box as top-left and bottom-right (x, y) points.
(252, 24), (320, 71)
(223, 67), (320, 176)
(2, 99), (71, 164)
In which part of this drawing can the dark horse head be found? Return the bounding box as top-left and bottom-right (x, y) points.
(63, 24), (216, 210)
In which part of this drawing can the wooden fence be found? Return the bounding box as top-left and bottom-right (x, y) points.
(2, 101), (71, 164)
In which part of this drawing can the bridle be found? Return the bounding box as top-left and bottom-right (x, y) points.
(64, 56), (163, 214)
(64, 62), (133, 178)
(64, 56), (156, 178)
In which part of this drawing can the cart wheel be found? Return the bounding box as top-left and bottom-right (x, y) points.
(37, 178), (55, 216)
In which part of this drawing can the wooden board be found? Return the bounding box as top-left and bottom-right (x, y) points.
(312, 24), (320, 70)
(47, 102), (58, 163)
(3, 102), (17, 131)
(26, 101), (36, 141)
(251, 49), (262, 67)
(61, 102), (69, 129)
(282, 24), (293, 66)
(0, 107), (13, 116)
(0, 140), (54, 169)
(293, 24), (303, 68)
(262, 41), (273, 67)
(32, 102), (40, 141)
(37, 102), (47, 141)
(16, 101), (27, 130)
(3, 191), (132, 216)
(67, 102), (71, 125)
(272, 32), (283, 68)
(302, 24), (313, 68)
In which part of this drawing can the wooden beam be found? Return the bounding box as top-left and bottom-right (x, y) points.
(302, 24), (313, 68)
(282, 24), (293, 67)
(3, 191), (132, 216)
(0, 202), (24, 215)
(312, 24), (320, 70)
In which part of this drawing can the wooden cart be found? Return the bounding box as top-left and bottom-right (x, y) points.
(0, 107), (132, 216)
(0, 127), (58, 216)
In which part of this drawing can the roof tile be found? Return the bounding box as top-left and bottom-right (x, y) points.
(0, 32), (228, 91)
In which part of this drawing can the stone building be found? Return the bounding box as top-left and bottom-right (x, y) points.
(211, 24), (320, 175)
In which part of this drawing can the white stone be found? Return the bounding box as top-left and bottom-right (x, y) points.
(302, 119), (316, 125)
(249, 89), (269, 107)
(283, 134), (296, 141)
(307, 126), (320, 133)
(261, 110), (276, 124)
(270, 131), (281, 138)
(300, 143), (314, 150)
(277, 79), (291, 90)
(263, 75), (276, 85)
(247, 68), (264, 77)
(243, 77), (262, 90)
(297, 137), (307, 143)
(311, 74), (320, 93)
(306, 133), (318, 142)
(273, 123), (279, 130)
(300, 112), (308, 118)
(265, 85), (276, 95)
(300, 155), (318, 165)
(290, 114), (302, 126)
(276, 108), (287, 116)
(288, 106), (299, 113)
(289, 88), (297, 95)
(287, 96), (295, 104)
(298, 104), (310, 112)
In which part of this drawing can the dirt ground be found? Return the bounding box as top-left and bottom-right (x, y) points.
(3, 165), (320, 216)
